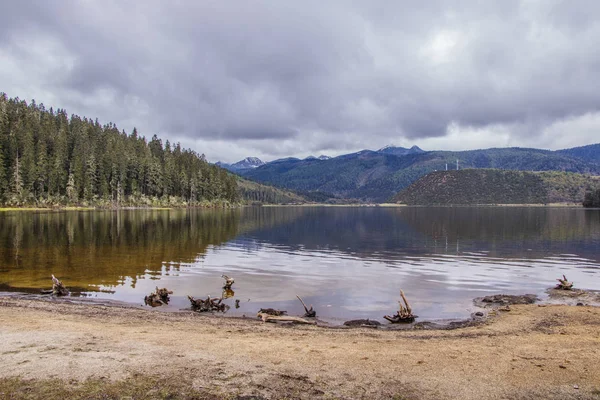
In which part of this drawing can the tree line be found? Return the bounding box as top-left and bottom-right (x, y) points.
(0, 93), (238, 207)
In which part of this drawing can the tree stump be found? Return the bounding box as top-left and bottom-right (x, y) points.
(555, 275), (573, 290)
(296, 295), (316, 317)
(384, 290), (416, 323)
(188, 295), (230, 313)
(51, 275), (69, 296)
(222, 275), (234, 290)
(144, 287), (173, 307)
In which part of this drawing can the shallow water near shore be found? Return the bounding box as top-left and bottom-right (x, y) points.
(1, 206), (599, 324)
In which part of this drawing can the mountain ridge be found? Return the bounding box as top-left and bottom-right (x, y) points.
(238, 144), (600, 202)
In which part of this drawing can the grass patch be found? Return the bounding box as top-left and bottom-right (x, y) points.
(0, 376), (225, 400)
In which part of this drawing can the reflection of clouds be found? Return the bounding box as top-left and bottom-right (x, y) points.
(93, 239), (600, 323)
(4, 208), (600, 324)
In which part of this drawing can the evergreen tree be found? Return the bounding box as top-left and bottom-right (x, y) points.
(66, 170), (77, 203)
(0, 94), (240, 207)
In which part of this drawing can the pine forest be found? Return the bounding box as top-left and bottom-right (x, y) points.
(0, 93), (239, 207)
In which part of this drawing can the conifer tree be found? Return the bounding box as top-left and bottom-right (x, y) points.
(0, 94), (240, 207)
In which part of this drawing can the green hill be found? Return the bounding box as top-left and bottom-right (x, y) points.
(393, 169), (600, 205)
(236, 177), (307, 204)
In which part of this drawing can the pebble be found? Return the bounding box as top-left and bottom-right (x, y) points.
(574, 385), (579, 389)
(475, 312), (484, 317)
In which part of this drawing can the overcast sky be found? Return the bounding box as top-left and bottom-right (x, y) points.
(1, 1), (599, 163)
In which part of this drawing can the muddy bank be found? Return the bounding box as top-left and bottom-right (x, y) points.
(1, 296), (600, 399)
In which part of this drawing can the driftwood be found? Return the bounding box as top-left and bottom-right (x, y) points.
(258, 308), (287, 316)
(257, 312), (316, 325)
(222, 275), (234, 290)
(555, 275), (574, 290)
(296, 295), (316, 317)
(188, 295), (230, 313)
(343, 319), (381, 327)
(384, 290), (416, 323)
(144, 287), (173, 307)
(50, 275), (69, 296)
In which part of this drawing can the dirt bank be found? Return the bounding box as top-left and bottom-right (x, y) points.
(1, 297), (599, 399)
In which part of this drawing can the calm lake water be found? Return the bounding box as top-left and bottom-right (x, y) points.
(1, 207), (599, 324)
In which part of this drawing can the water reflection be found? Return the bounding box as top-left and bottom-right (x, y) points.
(0, 209), (243, 290)
(1, 207), (599, 323)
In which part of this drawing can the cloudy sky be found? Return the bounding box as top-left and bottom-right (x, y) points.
(1, 1), (599, 163)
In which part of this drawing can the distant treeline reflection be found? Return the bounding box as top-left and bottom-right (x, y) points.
(240, 207), (600, 260)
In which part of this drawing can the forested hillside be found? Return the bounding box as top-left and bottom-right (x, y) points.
(242, 148), (600, 202)
(0, 93), (238, 207)
(393, 169), (600, 205)
(557, 143), (600, 164)
(237, 178), (306, 204)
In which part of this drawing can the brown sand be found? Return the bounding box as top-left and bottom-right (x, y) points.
(1, 296), (599, 399)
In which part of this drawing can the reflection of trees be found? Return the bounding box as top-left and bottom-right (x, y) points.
(400, 207), (600, 242)
(2, 207), (600, 292)
(241, 207), (427, 254)
(242, 207), (600, 261)
(0, 209), (242, 289)
(237, 206), (311, 233)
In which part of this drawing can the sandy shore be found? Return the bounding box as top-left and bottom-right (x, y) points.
(1, 296), (599, 400)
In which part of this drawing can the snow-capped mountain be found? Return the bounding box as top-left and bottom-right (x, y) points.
(216, 157), (265, 173)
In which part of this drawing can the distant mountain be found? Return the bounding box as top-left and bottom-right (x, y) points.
(271, 157), (301, 163)
(393, 169), (600, 205)
(377, 145), (425, 157)
(240, 145), (600, 202)
(305, 155), (331, 161)
(556, 143), (600, 164)
(216, 157), (265, 173)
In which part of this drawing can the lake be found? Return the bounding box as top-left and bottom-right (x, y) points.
(1, 206), (599, 324)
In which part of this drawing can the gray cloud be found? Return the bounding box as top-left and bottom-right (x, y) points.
(1, 1), (600, 162)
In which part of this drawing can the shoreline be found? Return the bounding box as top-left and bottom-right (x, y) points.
(1, 202), (590, 211)
(1, 294), (599, 399)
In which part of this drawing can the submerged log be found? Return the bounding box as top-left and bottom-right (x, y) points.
(555, 275), (574, 290)
(222, 274), (234, 290)
(144, 286), (173, 307)
(384, 290), (416, 323)
(258, 308), (287, 316)
(51, 275), (69, 296)
(257, 312), (316, 325)
(296, 295), (316, 317)
(188, 295), (230, 313)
